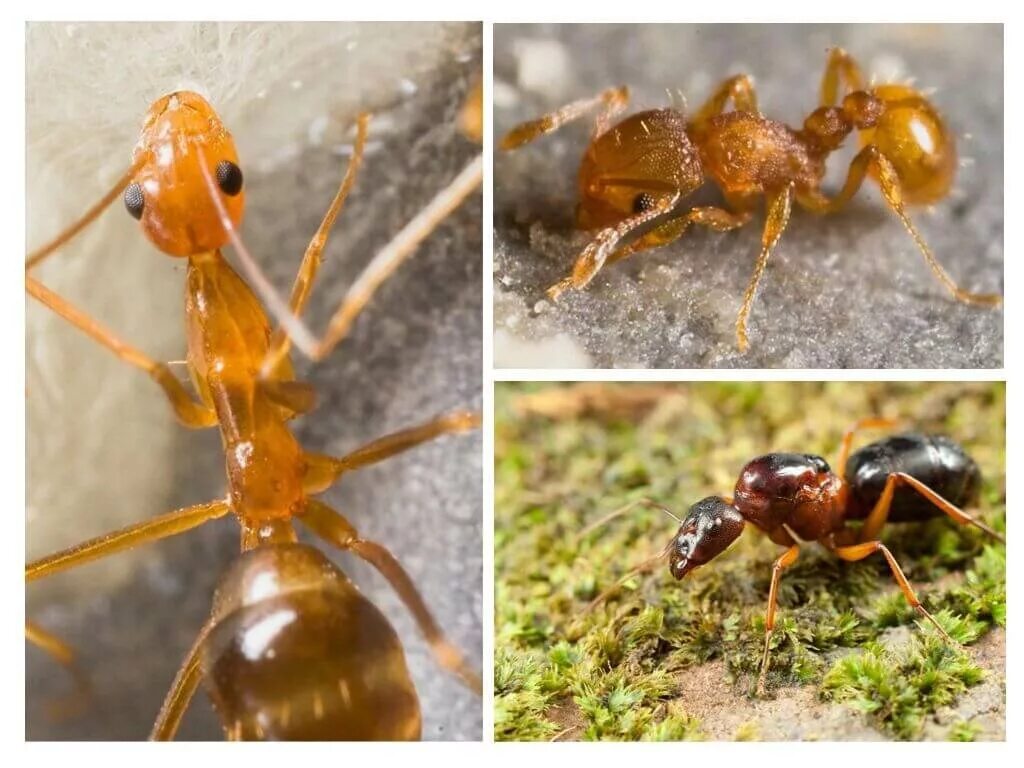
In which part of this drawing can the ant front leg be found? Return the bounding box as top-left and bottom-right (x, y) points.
(260, 113), (370, 377)
(798, 146), (1001, 306)
(819, 48), (866, 106)
(756, 543), (800, 697)
(607, 206), (753, 267)
(26, 276), (217, 428)
(547, 193), (681, 301)
(735, 185), (793, 352)
(829, 540), (957, 646)
(858, 472), (1004, 543)
(298, 500), (482, 694)
(500, 86), (629, 150)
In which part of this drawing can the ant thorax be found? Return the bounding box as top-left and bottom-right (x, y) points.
(733, 453), (847, 540)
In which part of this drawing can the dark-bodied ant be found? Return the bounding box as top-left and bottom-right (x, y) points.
(582, 419), (1004, 696)
(501, 48), (1001, 352)
(26, 85), (482, 740)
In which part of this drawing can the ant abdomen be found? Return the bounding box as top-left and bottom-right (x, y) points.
(201, 544), (421, 741)
(577, 109), (700, 228)
(859, 84), (957, 204)
(845, 434), (981, 522)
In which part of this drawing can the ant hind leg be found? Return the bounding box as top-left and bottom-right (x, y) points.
(858, 471), (1003, 544)
(500, 86), (629, 150)
(798, 146), (1001, 307)
(819, 48), (866, 106)
(151, 618), (215, 740)
(298, 500), (482, 694)
(27, 500), (230, 583)
(834, 417), (901, 478)
(829, 539), (957, 646)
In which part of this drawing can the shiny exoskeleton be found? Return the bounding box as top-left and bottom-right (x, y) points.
(501, 48), (1001, 352)
(590, 420), (1002, 697)
(26, 89), (482, 740)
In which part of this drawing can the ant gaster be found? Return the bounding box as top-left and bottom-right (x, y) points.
(26, 89), (482, 739)
(502, 48), (1001, 352)
(585, 419), (1003, 696)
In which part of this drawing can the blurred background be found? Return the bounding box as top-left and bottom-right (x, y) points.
(495, 382), (1005, 740)
(27, 21), (482, 740)
(493, 24), (1003, 368)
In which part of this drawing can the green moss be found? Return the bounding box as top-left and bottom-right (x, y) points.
(494, 383), (1005, 741)
(821, 636), (985, 739)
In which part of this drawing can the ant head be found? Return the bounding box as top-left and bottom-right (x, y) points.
(668, 496), (745, 579)
(733, 453), (836, 529)
(128, 91), (245, 257)
(855, 84), (957, 205)
(576, 109), (701, 229)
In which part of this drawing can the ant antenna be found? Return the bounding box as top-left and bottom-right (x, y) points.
(197, 157), (321, 356)
(576, 497), (682, 543)
(26, 158), (146, 270)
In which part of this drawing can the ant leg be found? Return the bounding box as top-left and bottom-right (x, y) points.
(27, 500), (230, 583)
(859, 471), (1004, 544)
(798, 146), (1001, 306)
(830, 540), (956, 645)
(26, 622), (93, 720)
(820, 48), (866, 106)
(608, 206), (753, 266)
(26, 159), (144, 270)
(757, 544), (800, 696)
(547, 193), (681, 301)
(26, 621), (75, 666)
(689, 75), (759, 132)
(224, 153), (482, 375)
(500, 86), (629, 150)
(26, 276), (217, 428)
(298, 500), (482, 694)
(735, 185), (793, 352)
(835, 417), (901, 478)
(151, 618), (215, 741)
(261, 114), (370, 378)
(303, 410), (481, 493)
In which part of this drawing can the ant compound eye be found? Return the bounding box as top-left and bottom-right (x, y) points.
(215, 160), (243, 196)
(633, 193), (656, 214)
(124, 182), (145, 220)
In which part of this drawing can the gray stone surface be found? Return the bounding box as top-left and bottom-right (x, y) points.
(26, 22), (481, 741)
(494, 24), (1003, 368)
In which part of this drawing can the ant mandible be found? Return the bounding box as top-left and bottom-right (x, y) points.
(26, 88), (482, 739)
(501, 48), (1001, 352)
(582, 419), (1004, 697)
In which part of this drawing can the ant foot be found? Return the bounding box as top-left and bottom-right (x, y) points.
(546, 278), (573, 302)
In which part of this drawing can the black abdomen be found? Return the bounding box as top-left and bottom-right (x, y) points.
(845, 434), (981, 521)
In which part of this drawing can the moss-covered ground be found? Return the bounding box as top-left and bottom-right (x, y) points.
(494, 382), (1005, 741)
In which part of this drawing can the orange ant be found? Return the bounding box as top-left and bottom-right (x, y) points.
(582, 419), (1004, 697)
(501, 48), (1001, 352)
(26, 86), (482, 740)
